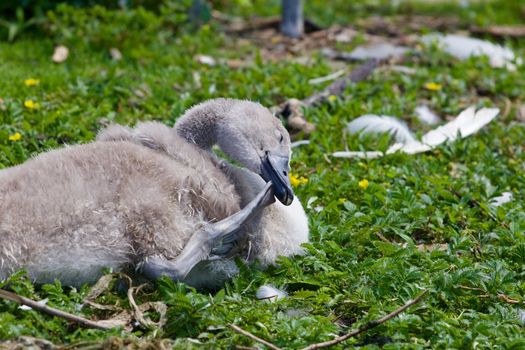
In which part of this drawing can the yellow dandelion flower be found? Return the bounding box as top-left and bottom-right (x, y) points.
(8, 132), (22, 141)
(24, 78), (40, 87)
(290, 174), (300, 187)
(424, 82), (442, 91)
(24, 100), (39, 110)
(290, 173), (308, 187)
(358, 179), (369, 189)
(328, 95), (337, 103)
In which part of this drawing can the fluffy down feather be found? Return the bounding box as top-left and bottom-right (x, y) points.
(346, 114), (416, 144)
(256, 284), (288, 302)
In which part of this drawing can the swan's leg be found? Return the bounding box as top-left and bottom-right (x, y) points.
(141, 182), (274, 282)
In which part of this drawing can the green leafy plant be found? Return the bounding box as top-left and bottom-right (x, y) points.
(1, 0), (525, 348)
(0, 7), (46, 41)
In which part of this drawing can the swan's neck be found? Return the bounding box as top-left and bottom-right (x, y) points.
(175, 98), (237, 149)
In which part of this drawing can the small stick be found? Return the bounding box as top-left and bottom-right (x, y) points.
(457, 285), (489, 298)
(457, 285), (486, 293)
(375, 232), (391, 243)
(302, 59), (378, 107)
(235, 346), (260, 350)
(457, 286), (522, 302)
(498, 293), (523, 304)
(229, 324), (283, 350)
(470, 25), (525, 38)
(308, 69), (347, 85)
(298, 290), (428, 350)
(128, 283), (153, 328)
(0, 289), (111, 330)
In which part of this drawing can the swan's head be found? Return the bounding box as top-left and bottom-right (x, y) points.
(217, 101), (294, 205)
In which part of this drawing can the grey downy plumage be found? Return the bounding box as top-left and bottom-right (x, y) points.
(0, 98), (309, 289)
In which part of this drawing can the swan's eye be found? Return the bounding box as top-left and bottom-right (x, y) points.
(279, 134), (284, 143)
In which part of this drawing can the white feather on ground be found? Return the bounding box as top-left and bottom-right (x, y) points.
(19, 298), (48, 311)
(518, 309), (525, 325)
(347, 114), (417, 144)
(256, 284), (287, 302)
(347, 43), (410, 61)
(489, 192), (513, 207)
(332, 150), (384, 158)
(421, 33), (521, 71)
(422, 107), (499, 146)
(415, 105), (441, 125)
(291, 140), (311, 148)
(334, 107), (499, 159)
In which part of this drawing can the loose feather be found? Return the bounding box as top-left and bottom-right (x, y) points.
(518, 309), (525, 325)
(422, 33), (520, 71)
(489, 192), (513, 207)
(256, 284), (287, 302)
(291, 140), (311, 148)
(346, 114), (417, 144)
(347, 43), (409, 61)
(332, 150), (383, 159)
(415, 105), (441, 125)
(334, 107), (499, 158)
(422, 107), (499, 146)
(19, 298), (48, 311)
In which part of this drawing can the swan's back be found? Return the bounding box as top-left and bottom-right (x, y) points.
(0, 141), (241, 285)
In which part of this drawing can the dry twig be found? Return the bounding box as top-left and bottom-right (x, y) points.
(0, 289), (111, 330)
(498, 293), (524, 305)
(457, 285), (486, 293)
(457, 286), (524, 304)
(127, 283), (168, 329)
(229, 324), (283, 350)
(457, 285), (490, 298)
(235, 346), (260, 350)
(375, 232), (391, 243)
(302, 59), (378, 107)
(470, 25), (525, 38)
(299, 290), (428, 350)
(230, 290), (428, 350)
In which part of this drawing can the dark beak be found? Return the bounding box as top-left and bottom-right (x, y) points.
(260, 152), (294, 205)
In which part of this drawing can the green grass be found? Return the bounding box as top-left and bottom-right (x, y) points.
(1, 1), (525, 348)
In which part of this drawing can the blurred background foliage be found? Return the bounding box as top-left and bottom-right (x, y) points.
(1, 0), (524, 43)
(0, 0), (195, 43)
